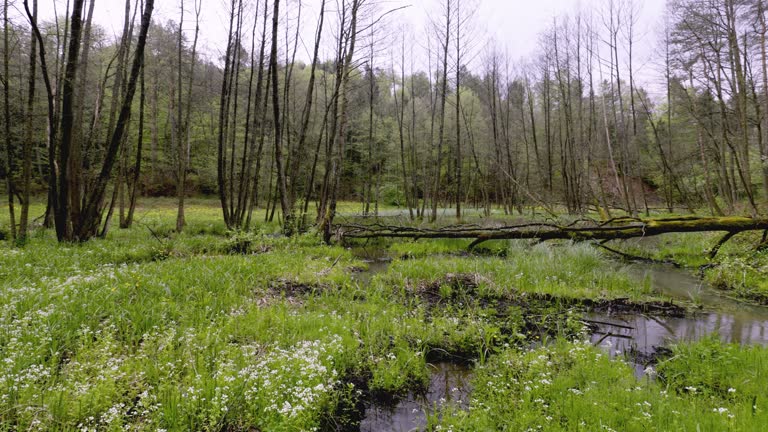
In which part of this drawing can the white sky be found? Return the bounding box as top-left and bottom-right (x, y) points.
(25, 0), (668, 90)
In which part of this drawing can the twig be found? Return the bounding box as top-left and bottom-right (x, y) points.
(594, 240), (677, 266)
(581, 318), (635, 330)
(709, 231), (737, 259)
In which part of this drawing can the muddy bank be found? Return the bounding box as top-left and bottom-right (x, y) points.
(359, 361), (471, 432)
(331, 361), (473, 432)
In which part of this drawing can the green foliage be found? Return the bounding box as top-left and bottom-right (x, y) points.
(438, 339), (768, 431)
(623, 230), (768, 304)
(657, 336), (766, 402)
(383, 241), (653, 301)
(0, 200), (518, 430)
(1, 199), (767, 430)
(380, 183), (407, 207)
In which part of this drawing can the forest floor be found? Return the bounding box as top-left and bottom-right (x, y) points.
(0, 198), (767, 431)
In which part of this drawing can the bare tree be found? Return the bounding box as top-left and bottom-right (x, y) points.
(430, 0), (451, 222)
(175, 0), (201, 232)
(19, 0), (38, 242)
(24, 0), (155, 241)
(3, 0), (16, 241)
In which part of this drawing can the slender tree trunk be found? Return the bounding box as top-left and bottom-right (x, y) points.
(394, 34), (413, 220)
(364, 40), (375, 216)
(77, 0), (154, 240)
(409, 47), (421, 219)
(454, 0), (462, 220)
(54, 0), (87, 241)
(431, 0), (452, 222)
(233, 0), (260, 227)
(759, 0), (768, 204)
(125, 53), (145, 227)
(292, 0), (325, 228)
(227, 0), (244, 221)
(3, 0), (16, 241)
(321, 0), (360, 242)
(23, 0), (58, 230)
(174, 0), (187, 232)
(176, 0), (200, 232)
(270, 0), (292, 232)
(19, 0), (38, 242)
(244, 0), (270, 230)
(217, 0), (237, 227)
(597, 43), (625, 213)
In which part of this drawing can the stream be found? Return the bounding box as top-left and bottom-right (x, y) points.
(588, 264), (768, 373)
(351, 252), (768, 431)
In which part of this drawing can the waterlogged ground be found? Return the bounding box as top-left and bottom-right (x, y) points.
(0, 200), (767, 431)
(617, 231), (768, 304)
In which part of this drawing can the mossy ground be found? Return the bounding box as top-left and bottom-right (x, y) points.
(0, 199), (766, 430)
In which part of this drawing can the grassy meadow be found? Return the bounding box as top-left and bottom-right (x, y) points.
(0, 199), (766, 431)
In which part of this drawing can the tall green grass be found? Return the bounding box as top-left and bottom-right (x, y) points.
(381, 241), (656, 301)
(1, 199), (767, 430)
(437, 338), (768, 431)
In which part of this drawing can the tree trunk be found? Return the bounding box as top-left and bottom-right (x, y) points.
(76, 0), (155, 240)
(270, 0), (293, 233)
(340, 216), (768, 246)
(3, 0), (16, 241)
(19, 0), (38, 242)
(320, 0), (360, 242)
(431, 0), (451, 222)
(125, 53), (145, 228)
(175, 0), (200, 232)
(217, 0), (237, 227)
(454, 0), (462, 220)
(760, 0), (768, 203)
(292, 0), (325, 229)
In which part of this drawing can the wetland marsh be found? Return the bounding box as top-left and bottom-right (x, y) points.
(1, 200), (767, 431)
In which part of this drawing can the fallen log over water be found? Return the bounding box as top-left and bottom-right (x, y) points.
(337, 216), (768, 251)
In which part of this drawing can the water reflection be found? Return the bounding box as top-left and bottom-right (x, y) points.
(589, 264), (768, 366)
(359, 362), (472, 432)
(354, 254), (768, 428)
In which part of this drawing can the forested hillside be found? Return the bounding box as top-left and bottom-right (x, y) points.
(2, 0), (768, 240)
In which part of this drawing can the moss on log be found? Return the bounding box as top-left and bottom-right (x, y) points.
(338, 216), (768, 248)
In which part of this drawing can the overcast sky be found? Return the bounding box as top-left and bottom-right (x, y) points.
(28, 0), (669, 89)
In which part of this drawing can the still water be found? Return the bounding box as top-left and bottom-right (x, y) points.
(588, 264), (768, 366)
(354, 254), (768, 431)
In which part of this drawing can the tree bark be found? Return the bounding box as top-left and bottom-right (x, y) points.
(431, 0), (451, 222)
(19, 0), (38, 242)
(217, 0), (237, 227)
(339, 216), (768, 247)
(77, 0), (155, 240)
(269, 0), (292, 233)
(3, 0), (16, 241)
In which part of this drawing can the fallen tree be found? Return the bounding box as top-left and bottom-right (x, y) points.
(336, 216), (768, 254)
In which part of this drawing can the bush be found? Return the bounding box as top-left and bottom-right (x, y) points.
(222, 230), (257, 254)
(380, 183), (406, 207)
